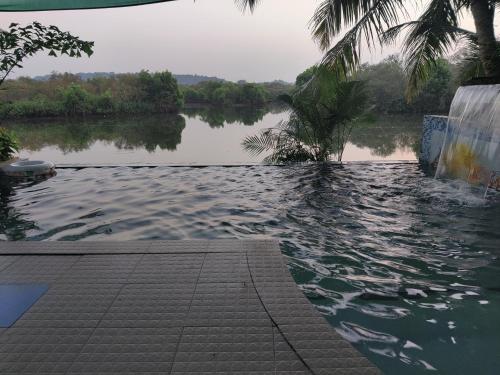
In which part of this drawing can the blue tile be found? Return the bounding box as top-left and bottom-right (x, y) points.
(0, 284), (48, 327)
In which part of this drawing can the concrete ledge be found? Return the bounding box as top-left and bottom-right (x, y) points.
(0, 240), (279, 255)
(0, 240), (380, 374)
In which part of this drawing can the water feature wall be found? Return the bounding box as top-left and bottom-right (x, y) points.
(420, 115), (448, 168)
(435, 85), (500, 194)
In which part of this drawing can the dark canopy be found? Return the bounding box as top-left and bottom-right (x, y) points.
(0, 0), (175, 11)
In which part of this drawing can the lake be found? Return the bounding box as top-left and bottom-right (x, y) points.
(3, 107), (422, 165)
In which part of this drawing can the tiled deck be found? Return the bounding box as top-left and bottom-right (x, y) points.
(0, 240), (380, 374)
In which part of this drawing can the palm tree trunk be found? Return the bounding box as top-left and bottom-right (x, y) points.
(470, 0), (500, 77)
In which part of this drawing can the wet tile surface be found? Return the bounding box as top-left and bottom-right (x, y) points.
(0, 240), (380, 374)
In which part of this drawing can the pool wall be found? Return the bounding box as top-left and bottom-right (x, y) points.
(420, 115), (448, 168)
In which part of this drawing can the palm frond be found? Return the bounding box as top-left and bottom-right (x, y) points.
(398, 0), (462, 99)
(311, 0), (406, 74)
(241, 129), (275, 156)
(234, 0), (259, 12)
(452, 36), (500, 83)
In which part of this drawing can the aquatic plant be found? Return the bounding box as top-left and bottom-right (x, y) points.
(0, 127), (19, 161)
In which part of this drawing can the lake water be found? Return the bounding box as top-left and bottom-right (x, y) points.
(3, 108), (422, 165)
(2, 109), (498, 374)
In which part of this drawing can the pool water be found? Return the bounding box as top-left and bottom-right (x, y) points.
(1, 163), (499, 374)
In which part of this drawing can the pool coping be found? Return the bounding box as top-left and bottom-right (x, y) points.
(0, 240), (381, 374)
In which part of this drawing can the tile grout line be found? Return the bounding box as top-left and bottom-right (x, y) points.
(62, 252), (145, 375)
(245, 249), (317, 375)
(167, 252), (207, 375)
(0, 255), (24, 273)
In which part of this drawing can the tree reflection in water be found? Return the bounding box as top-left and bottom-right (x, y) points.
(0, 177), (42, 240)
(349, 115), (422, 157)
(3, 110), (423, 160)
(3, 114), (186, 153)
(183, 106), (267, 128)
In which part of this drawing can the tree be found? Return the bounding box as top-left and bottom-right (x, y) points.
(242, 67), (370, 163)
(137, 70), (183, 113)
(357, 55), (455, 113)
(238, 0), (500, 98)
(0, 22), (94, 87)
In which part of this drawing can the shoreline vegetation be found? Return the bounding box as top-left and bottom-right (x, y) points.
(0, 55), (459, 121)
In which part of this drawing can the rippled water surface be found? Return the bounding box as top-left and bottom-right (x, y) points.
(1, 163), (499, 374)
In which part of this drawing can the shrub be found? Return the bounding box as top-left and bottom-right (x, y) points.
(0, 128), (19, 161)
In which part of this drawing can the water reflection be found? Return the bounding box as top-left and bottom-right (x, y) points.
(350, 115), (422, 157)
(4, 114), (186, 153)
(0, 177), (41, 240)
(3, 109), (423, 164)
(183, 106), (268, 127)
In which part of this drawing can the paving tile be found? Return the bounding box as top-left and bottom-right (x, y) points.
(198, 253), (250, 283)
(0, 256), (79, 283)
(0, 240), (381, 374)
(171, 326), (274, 373)
(187, 282), (270, 328)
(0, 242), (152, 255)
(100, 283), (194, 328)
(149, 240), (209, 253)
(14, 283), (123, 328)
(128, 253), (205, 284)
(57, 255), (142, 284)
(0, 327), (93, 374)
(0, 256), (19, 272)
(67, 327), (181, 374)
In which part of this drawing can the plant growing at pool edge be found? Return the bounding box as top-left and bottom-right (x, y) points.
(0, 22), (94, 87)
(0, 128), (19, 161)
(242, 67), (370, 163)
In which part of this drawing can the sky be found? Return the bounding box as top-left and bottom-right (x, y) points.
(0, 0), (484, 83)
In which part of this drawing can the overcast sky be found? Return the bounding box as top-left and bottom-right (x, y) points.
(0, 0), (484, 82)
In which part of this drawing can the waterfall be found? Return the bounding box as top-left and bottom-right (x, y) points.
(436, 85), (500, 196)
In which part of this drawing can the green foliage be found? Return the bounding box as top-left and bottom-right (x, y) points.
(239, 0), (500, 99)
(243, 67), (370, 163)
(0, 70), (183, 118)
(0, 22), (94, 87)
(452, 39), (500, 84)
(137, 70), (183, 113)
(180, 80), (290, 107)
(59, 84), (93, 115)
(295, 66), (317, 87)
(0, 127), (19, 161)
(357, 55), (455, 114)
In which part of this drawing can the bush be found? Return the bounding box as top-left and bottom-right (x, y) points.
(0, 128), (19, 161)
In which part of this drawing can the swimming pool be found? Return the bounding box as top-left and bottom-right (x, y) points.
(1, 163), (499, 374)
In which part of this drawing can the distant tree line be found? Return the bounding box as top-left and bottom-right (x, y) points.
(297, 55), (459, 115)
(181, 80), (292, 107)
(0, 54), (464, 120)
(0, 71), (293, 119)
(357, 56), (457, 114)
(0, 70), (183, 118)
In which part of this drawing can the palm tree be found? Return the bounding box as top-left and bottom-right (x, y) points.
(242, 68), (369, 163)
(237, 0), (499, 98)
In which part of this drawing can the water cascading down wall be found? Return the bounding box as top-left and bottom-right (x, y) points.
(435, 85), (500, 195)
